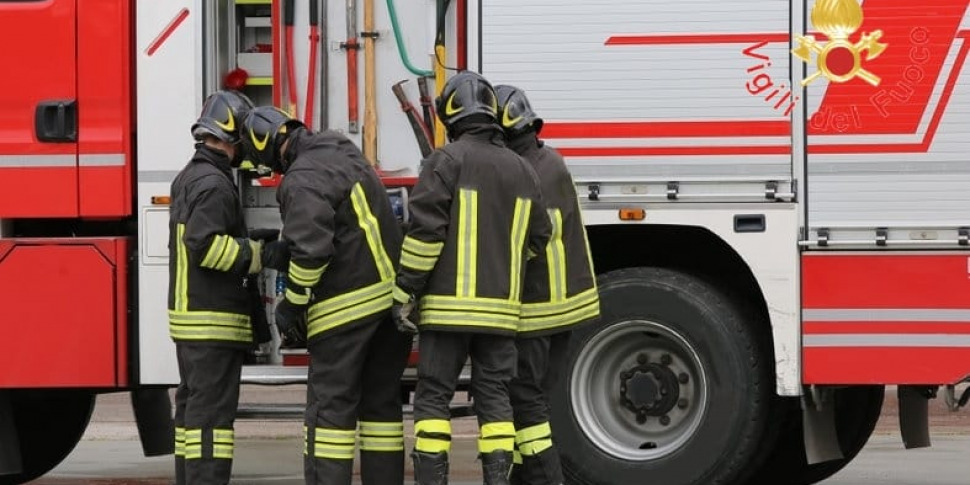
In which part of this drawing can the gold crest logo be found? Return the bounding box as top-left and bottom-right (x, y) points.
(792, 0), (888, 86)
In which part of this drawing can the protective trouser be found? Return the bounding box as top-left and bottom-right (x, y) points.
(304, 316), (412, 485)
(413, 331), (518, 483)
(174, 343), (244, 485)
(509, 332), (571, 485)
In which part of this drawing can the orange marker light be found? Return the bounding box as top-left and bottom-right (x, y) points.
(618, 208), (646, 221)
(151, 196), (171, 205)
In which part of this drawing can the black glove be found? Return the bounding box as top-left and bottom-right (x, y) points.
(246, 277), (272, 344)
(391, 295), (418, 334)
(249, 228), (281, 243)
(275, 299), (308, 347)
(261, 240), (291, 272)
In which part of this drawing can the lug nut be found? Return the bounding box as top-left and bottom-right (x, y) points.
(678, 373), (690, 384)
(637, 353), (648, 364)
(660, 354), (672, 365)
(678, 398), (689, 409)
(660, 415), (671, 426)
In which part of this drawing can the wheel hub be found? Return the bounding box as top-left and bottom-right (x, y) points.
(619, 358), (680, 417)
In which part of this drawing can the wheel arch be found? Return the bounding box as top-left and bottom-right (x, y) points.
(583, 204), (800, 396)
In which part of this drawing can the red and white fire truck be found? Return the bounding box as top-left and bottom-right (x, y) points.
(2, 0), (970, 483)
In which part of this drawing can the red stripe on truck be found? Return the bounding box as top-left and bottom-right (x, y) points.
(145, 8), (189, 57)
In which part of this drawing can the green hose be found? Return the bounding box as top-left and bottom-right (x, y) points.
(386, 0), (434, 76)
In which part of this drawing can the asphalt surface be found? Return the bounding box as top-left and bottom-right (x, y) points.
(24, 385), (970, 484)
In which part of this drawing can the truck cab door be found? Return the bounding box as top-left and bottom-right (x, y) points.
(0, 0), (78, 218)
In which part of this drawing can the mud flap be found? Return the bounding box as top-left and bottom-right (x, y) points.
(0, 390), (22, 475)
(897, 386), (932, 449)
(801, 391), (843, 465)
(131, 388), (175, 457)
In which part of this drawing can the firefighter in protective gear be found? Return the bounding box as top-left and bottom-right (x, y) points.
(169, 89), (272, 484)
(495, 85), (600, 485)
(240, 106), (411, 485)
(393, 71), (552, 485)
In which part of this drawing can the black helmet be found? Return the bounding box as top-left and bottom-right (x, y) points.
(240, 106), (304, 172)
(191, 90), (255, 144)
(435, 71), (498, 128)
(495, 85), (543, 136)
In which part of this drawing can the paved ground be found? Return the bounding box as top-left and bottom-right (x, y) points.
(24, 385), (970, 484)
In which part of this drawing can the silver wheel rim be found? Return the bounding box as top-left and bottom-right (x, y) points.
(570, 320), (708, 461)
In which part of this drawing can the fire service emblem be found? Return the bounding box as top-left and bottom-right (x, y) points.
(792, 0), (888, 86)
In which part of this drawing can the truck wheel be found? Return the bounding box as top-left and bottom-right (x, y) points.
(0, 390), (94, 485)
(552, 267), (770, 485)
(742, 386), (884, 485)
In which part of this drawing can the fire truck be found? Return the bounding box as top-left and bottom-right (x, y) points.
(2, 0), (970, 483)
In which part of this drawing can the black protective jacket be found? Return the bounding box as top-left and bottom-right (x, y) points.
(168, 145), (258, 346)
(509, 135), (599, 337)
(278, 129), (403, 342)
(395, 123), (551, 336)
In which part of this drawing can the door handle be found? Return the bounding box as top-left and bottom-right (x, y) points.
(35, 99), (77, 143)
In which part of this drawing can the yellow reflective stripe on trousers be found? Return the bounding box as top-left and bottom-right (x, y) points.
(479, 421), (516, 452)
(456, 188), (478, 298)
(402, 235), (444, 257)
(174, 427), (186, 457)
(307, 280), (392, 338)
(313, 427), (356, 460)
(360, 436), (405, 451)
(415, 419), (452, 454)
(515, 422), (552, 445)
(213, 428), (234, 459)
(415, 419), (451, 435)
(288, 260), (327, 287)
(350, 182), (395, 281)
(508, 197), (531, 301)
(545, 209), (566, 301)
(168, 310), (253, 342)
(176, 224), (189, 311)
(184, 429), (203, 459)
(519, 438), (553, 456)
(359, 421), (404, 437)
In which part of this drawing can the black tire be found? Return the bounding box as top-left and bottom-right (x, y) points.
(0, 390), (95, 485)
(743, 386), (884, 485)
(552, 267), (771, 485)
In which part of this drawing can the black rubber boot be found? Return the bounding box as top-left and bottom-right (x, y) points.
(480, 450), (514, 485)
(520, 449), (564, 485)
(509, 462), (522, 485)
(412, 450), (449, 485)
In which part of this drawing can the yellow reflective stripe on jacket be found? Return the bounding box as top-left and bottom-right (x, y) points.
(350, 182), (395, 281)
(401, 250), (437, 271)
(401, 235), (443, 272)
(307, 280), (392, 338)
(508, 197), (531, 301)
(174, 427), (186, 457)
(402, 236), (444, 257)
(168, 310), (253, 342)
(519, 288), (600, 332)
(184, 429), (203, 460)
(212, 428), (234, 459)
(176, 224), (189, 311)
(456, 188), (479, 298)
(421, 295), (520, 331)
(288, 261), (327, 287)
(393, 284), (411, 304)
(200, 234), (241, 272)
(286, 287), (311, 305)
(545, 209), (566, 301)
